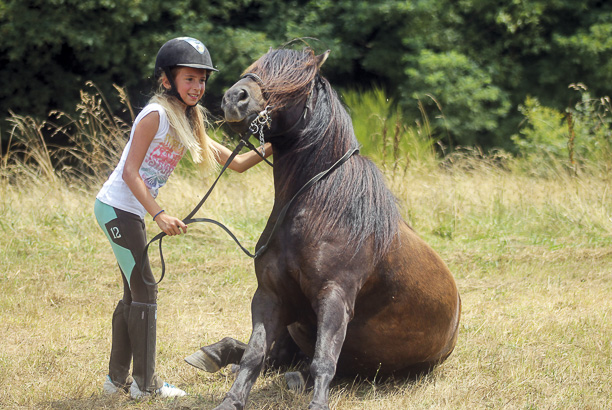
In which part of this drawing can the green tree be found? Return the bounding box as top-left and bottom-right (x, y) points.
(2, 0), (611, 151)
(284, 0), (612, 149)
(0, 0), (163, 119)
(0, 0), (275, 127)
(447, 0), (612, 147)
(405, 50), (511, 148)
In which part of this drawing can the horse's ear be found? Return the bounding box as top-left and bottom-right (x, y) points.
(316, 50), (331, 69)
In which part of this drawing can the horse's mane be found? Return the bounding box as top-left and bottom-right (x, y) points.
(249, 48), (401, 261)
(243, 48), (318, 113)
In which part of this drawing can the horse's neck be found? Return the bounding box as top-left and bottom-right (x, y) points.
(270, 90), (357, 202)
(271, 144), (319, 201)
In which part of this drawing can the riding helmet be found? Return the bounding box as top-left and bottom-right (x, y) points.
(154, 37), (218, 80)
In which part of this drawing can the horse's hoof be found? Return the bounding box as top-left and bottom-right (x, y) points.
(285, 371), (305, 393)
(185, 349), (221, 373)
(214, 397), (243, 410)
(213, 405), (236, 410)
(308, 401), (329, 410)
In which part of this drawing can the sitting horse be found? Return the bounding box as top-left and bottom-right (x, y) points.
(186, 48), (461, 410)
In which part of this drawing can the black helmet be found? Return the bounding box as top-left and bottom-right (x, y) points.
(154, 37), (217, 106)
(154, 37), (218, 80)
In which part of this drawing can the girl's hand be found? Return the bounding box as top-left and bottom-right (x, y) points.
(210, 140), (273, 173)
(155, 212), (187, 236)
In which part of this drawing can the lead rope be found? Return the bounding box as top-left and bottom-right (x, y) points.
(141, 142), (358, 285)
(141, 139), (248, 286)
(142, 85), (356, 285)
(141, 106), (275, 286)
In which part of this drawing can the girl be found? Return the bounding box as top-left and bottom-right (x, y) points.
(94, 37), (272, 399)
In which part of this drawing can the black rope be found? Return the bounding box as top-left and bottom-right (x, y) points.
(142, 139), (248, 286)
(142, 143), (359, 285)
(242, 138), (274, 167)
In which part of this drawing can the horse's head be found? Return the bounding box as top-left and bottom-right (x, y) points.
(222, 48), (330, 140)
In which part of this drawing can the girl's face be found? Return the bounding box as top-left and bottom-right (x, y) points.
(163, 67), (209, 107)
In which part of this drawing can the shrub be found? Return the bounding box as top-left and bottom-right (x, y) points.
(511, 84), (612, 175)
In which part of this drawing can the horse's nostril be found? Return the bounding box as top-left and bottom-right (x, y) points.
(239, 89), (248, 102)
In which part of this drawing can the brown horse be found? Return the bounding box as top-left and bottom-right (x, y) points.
(186, 48), (461, 410)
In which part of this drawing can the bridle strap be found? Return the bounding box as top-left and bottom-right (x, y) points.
(242, 73), (269, 101)
(242, 72), (265, 86)
(242, 138), (274, 167)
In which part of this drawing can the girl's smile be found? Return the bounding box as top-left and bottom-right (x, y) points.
(164, 66), (209, 106)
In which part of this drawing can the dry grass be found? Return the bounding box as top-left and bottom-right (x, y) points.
(1, 152), (611, 409)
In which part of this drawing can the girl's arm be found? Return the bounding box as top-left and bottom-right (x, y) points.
(210, 139), (273, 173)
(122, 111), (187, 236)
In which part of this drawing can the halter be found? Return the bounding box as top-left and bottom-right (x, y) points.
(242, 73), (266, 94)
(241, 72), (315, 145)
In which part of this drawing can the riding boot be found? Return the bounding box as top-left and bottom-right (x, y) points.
(107, 300), (133, 391)
(128, 302), (163, 393)
(185, 337), (247, 373)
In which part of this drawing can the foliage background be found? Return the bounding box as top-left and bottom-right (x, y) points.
(1, 0), (612, 150)
(1, 2), (611, 408)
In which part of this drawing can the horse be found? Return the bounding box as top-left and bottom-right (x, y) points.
(185, 48), (461, 410)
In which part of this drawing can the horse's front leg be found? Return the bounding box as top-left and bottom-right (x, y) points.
(309, 282), (354, 410)
(215, 288), (284, 410)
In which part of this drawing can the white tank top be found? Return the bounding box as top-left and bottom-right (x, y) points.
(96, 103), (186, 218)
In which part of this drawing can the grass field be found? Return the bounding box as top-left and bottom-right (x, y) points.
(1, 149), (610, 409)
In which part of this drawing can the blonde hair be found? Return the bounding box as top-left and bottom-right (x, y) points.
(150, 79), (218, 170)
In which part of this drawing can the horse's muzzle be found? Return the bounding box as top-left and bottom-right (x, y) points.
(222, 78), (266, 133)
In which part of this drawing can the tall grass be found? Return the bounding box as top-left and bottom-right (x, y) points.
(3, 113), (59, 184)
(341, 87), (441, 175)
(0, 86), (611, 409)
(1, 82), (131, 188)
